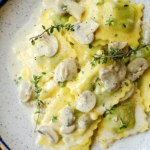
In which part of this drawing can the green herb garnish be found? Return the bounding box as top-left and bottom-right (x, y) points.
(51, 116), (57, 123)
(124, 82), (129, 86)
(69, 42), (74, 45)
(14, 76), (22, 85)
(30, 24), (74, 45)
(96, 0), (104, 5)
(89, 44), (93, 49)
(106, 17), (114, 26)
(58, 81), (67, 87)
(31, 75), (45, 132)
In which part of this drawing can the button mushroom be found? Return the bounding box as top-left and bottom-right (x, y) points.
(56, 0), (84, 20)
(142, 20), (150, 45)
(108, 41), (127, 50)
(71, 18), (99, 44)
(76, 90), (96, 112)
(38, 125), (59, 144)
(18, 81), (32, 103)
(99, 65), (121, 93)
(114, 61), (126, 81)
(54, 58), (77, 82)
(59, 106), (75, 126)
(59, 124), (76, 134)
(127, 58), (149, 81)
(120, 81), (135, 102)
(78, 114), (92, 129)
(34, 34), (58, 57)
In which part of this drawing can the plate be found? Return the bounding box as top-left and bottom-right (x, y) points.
(0, 0), (150, 150)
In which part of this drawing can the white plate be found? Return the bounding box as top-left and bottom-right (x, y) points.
(0, 0), (150, 150)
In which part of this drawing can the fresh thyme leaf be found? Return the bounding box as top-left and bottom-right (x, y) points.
(34, 111), (40, 114)
(13, 79), (19, 85)
(119, 122), (127, 129)
(62, 5), (67, 10)
(106, 17), (114, 26)
(58, 81), (67, 87)
(51, 116), (57, 123)
(102, 103), (105, 107)
(29, 24), (74, 45)
(67, 102), (71, 106)
(69, 42), (74, 45)
(42, 25), (46, 30)
(41, 72), (46, 75)
(130, 46), (137, 50)
(31, 40), (35, 46)
(72, 76), (76, 80)
(106, 108), (114, 115)
(124, 82), (129, 86)
(81, 71), (84, 74)
(89, 44), (93, 49)
(18, 76), (22, 80)
(149, 84), (150, 87)
(96, 0), (104, 5)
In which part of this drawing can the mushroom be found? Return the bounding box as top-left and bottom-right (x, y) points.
(76, 90), (96, 112)
(56, 0), (84, 20)
(114, 61), (126, 81)
(71, 18), (99, 44)
(142, 20), (150, 45)
(34, 34), (58, 57)
(59, 124), (76, 134)
(54, 58), (77, 82)
(38, 125), (59, 144)
(99, 65), (121, 93)
(78, 114), (92, 129)
(59, 106), (75, 126)
(108, 41), (127, 50)
(19, 81), (32, 103)
(120, 81), (135, 102)
(127, 58), (149, 81)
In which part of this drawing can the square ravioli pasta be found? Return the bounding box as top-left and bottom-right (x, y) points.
(96, 86), (148, 149)
(81, 0), (143, 47)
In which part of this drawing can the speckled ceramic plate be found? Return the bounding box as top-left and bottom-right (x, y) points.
(0, 0), (150, 150)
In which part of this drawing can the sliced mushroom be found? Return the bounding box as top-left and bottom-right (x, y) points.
(78, 114), (92, 129)
(142, 20), (150, 45)
(54, 58), (77, 82)
(127, 58), (149, 81)
(99, 65), (121, 93)
(34, 34), (58, 57)
(56, 0), (84, 20)
(59, 106), (75, 126)
(19, 81), (32, 102)
(76, 90), (96, 112)
(108, 41), (127, 50)
(60, 124), (76, 134)
(114, 61), (126, 81)
(120, 81), (135, 102)
(71, 18), (99, 44)
(38, 125), (59, 144)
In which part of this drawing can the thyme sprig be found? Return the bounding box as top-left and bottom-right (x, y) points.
(29, 24), (74, 45)
(31, 75), (45, 132)
(91, 44), (150, 66)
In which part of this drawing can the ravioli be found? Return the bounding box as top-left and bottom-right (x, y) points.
(97, 86), (148, 149)
(81, 0), (143, 47)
